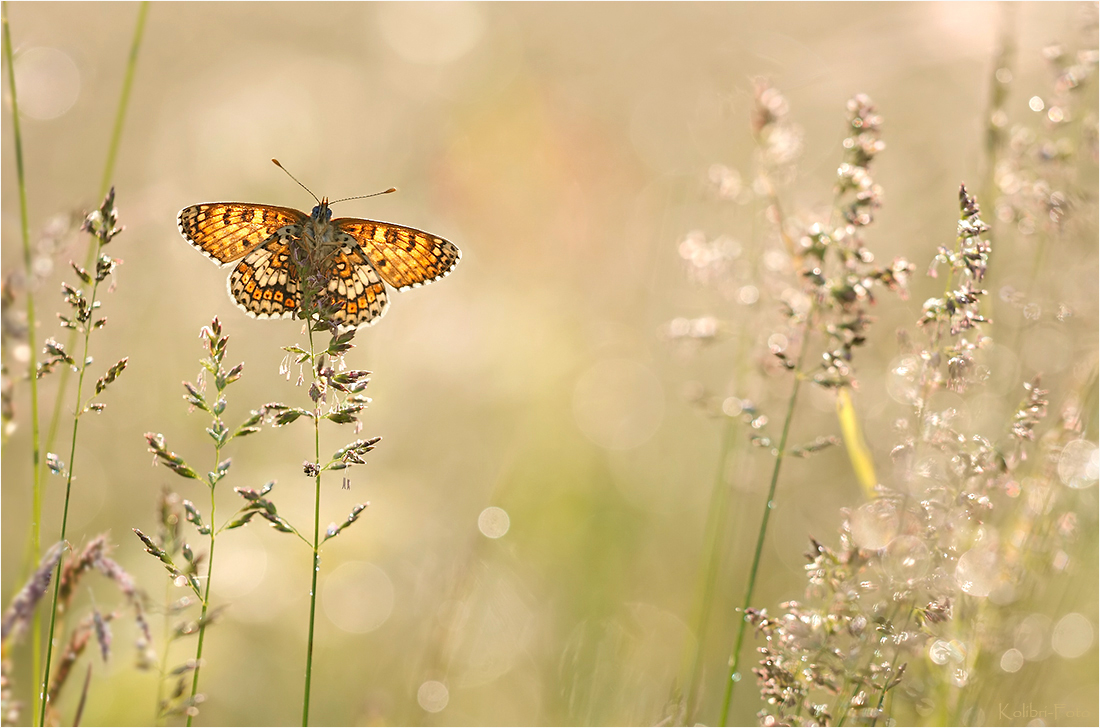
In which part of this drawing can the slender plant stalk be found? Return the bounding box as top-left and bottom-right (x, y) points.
(153, 578), (173, 725)
(99, 0), (148, 199)
(682, 419), (738, 720)
(186, 459), (220, 727)
(2, 4), (44, 721)
(978, 2), (1016, 210)
(41, 0), (149, 514)
(682, 180), (766, 724)
(302, 322), (323, 727)
(71, 664), (92, 728)
(869, 610), (914, 726)
(718, 321), (812, 726)
(37, 256), (110, 726)
(32, 10), (147, 713)
(140, 319), (275, 720)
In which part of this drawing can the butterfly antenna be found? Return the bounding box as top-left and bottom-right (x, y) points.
(329, 188), (399, 206)
(271, 159), (320, 205)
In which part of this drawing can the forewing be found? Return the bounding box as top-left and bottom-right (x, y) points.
(179, 203), (306, 265)
(335, 218), (460, 290)
(321, 238), (390, 329)
(228, 234), (301, 319)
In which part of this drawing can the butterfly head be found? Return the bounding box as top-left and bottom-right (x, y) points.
(310, 198), (333, 223)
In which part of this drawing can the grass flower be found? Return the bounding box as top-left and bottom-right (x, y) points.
(137, 317), (276, 723)
(36, 189), (129, 726)
(251, 273), (376, 726)
(2, 535), (151, 726)
(717, 90), (913, 726)
(750, 183), (1096, 726)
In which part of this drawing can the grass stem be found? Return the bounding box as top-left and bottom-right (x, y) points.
(718, 318), (812, 726)
(682, 183), (764, 725)
(153, 578), (173, 725)
(38, 272), (105, 726)
(36, 191), (122, 725)
(302, 322), (322, 727)
(27, 9), (150, 707)
(99, 0), (148, 200)
(2, 4), (45, 721)
(682, 418), (738, 720)
(40, 0), (149, 527)
(186, 466), (219, 726)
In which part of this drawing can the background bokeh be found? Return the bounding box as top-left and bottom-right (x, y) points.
(2, 2), (1097, 725)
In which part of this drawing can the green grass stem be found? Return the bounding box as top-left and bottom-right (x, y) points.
(37, 263), (108, 726)
(153, 578), (173, 725)
(99, 0), (148, 200)
(302, 322), (322, 727)
(979, 3), (1016, 210)
(682, 418), (739, 721)
(682, 195), (764, 725)
(31, 13), (150, 708)
(186, 459), (220, 727)
(718, 322), (812, 726)
(2, 4), (44, 721)
(41, 0), (149, 515)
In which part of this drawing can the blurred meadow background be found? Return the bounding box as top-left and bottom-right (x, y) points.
(2, 2), (1098, 726)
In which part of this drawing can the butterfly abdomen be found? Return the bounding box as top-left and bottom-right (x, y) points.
(299, 218), (343, 260)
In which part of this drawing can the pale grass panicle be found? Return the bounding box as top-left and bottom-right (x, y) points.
(749, 182), (1095, 726)
(33, 188), (131, 728)
(667, 83), (917, 725)
(136, 316), (277, 722)
(2, 535), (154, 726)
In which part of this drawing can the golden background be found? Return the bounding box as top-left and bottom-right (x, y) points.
(2, 2), (1097, 725)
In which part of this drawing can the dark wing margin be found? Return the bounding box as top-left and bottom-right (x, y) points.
(334, 218), (460, 290)
(179, 203), (305, 265)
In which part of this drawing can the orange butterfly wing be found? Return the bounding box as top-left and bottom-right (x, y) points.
(322, 237), (390, 328)
(227, 234), (301, 319)
(334, 218), (460, 291)
(178, 203), (306, 265)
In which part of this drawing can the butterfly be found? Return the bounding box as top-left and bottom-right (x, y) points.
(177, 175), (460, 329)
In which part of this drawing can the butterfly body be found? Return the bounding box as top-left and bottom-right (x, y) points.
(292, 199), (343, 267)
(177, 198), (460, 329)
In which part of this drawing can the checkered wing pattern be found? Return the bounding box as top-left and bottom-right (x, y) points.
(228, 234), (301, 319)
(334, 218), (461, 290)
(179, 203), (306, 264)
(322, 237), (390, 328)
